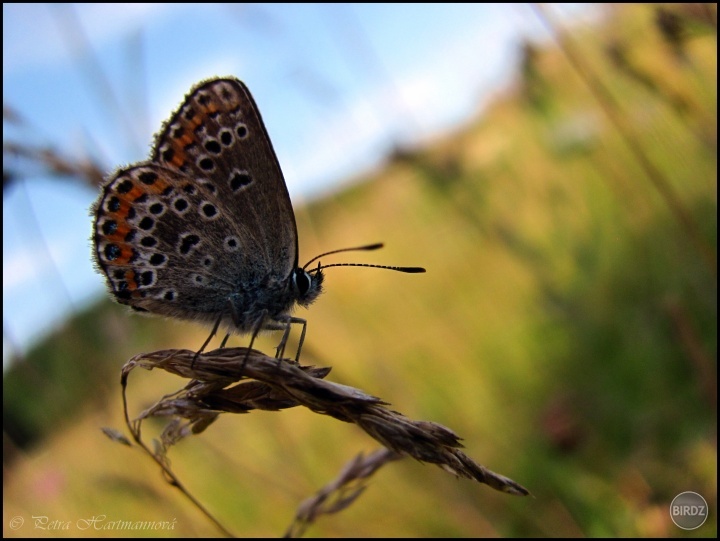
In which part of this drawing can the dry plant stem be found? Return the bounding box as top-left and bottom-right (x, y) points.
(120, 365), (235, 538)
(4, 141), (105, 187)
(124, 348), (530, 495)
(120, 348), (529, 536)
(284, 448), (403, 538)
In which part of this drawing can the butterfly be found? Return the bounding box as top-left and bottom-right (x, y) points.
(92, 77), (425, 359)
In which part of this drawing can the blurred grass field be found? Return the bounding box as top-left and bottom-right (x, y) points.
(3, 4), (717, 537)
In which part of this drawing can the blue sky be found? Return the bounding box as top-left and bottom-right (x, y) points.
(3, 3), (594, 364)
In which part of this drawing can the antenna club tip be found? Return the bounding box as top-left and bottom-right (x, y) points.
(365, 243), (384, 250)
(402, 267), (426, 273)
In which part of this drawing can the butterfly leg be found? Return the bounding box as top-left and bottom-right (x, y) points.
(192, 311), (224, 368)
(291, 317), (307, 363)
(246, 313), (265, 352)
(225, 297), (267, 370)
(274, 317), (293, 359)
(271, 316), (307, 361)
(239, 309), (269, 370)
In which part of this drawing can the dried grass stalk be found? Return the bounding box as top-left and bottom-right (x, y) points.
(114, 347), (529, 536)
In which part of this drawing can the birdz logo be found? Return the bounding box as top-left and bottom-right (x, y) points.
(670, 492), (708, 530)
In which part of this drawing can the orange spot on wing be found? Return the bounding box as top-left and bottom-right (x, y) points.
(106, 244), (136, 266)
(124, 270), (138, 291)
(123, 185), (146, 201)
(106, 221), (132, 242)
(169, 149), (187, 169)
(146, 177), (170, 194)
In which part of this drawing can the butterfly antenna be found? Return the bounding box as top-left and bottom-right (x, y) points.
(311, 262), (426, 274)
(303, 243), (384, 270)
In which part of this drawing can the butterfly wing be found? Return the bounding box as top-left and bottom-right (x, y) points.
(152, 77), (299, 276)
(92, 78), (299, 329)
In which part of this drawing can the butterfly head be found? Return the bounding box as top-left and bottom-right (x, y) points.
(291, 266), (324, 307)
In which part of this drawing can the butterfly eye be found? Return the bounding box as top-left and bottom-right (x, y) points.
(292, 269), (312, 296)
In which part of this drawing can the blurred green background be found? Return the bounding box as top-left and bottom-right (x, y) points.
(4, 4), (716, 537)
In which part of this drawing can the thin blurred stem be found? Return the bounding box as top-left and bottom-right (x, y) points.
(284, 449), (403, 538)
(531, 3), (717, 277)
(120, 367), (235, 538)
